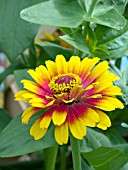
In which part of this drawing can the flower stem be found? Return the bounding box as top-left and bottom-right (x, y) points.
(44, 146), (58, 170)
(88, 0), (98, 16)
(70, 134), (82, 170)
(21, 53), (28, 66)
(60, 146), (67, 170)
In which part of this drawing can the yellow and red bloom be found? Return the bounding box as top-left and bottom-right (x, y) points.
(35, 32), (74, 49)
(15, 55), (123, 145)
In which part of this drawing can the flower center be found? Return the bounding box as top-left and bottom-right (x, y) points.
(49, 73), (81, 94)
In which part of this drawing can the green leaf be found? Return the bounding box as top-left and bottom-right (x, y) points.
(112, 0), (128, 14)
(122, 67), (128, 85)
(121, 163), (128, 170)
(110, 63), (128, 104)
(94, 21), (128, 58)
(81, 157), (93, 170)
(36, 41), (74, 61)
(0, 0), (44, 63)
(0, 109), (12, 132)
(0, 59), (25, 84)
(109, 108), (128, 126)
(0, 112), (57, 157)
(14, 69), (32, 90)
(102, 127), (126, 145)
(60, 29), (91, 55)
(82, 147), (128, 170)
(84, 0), (126, 29)
(92, 8), (126, 30)
(20, 0), (85, 28)
(80, 128), (111, 152)
(20, 0), (126, 30)
(124, 3), (128, 19)
(89, 0), (128, 14)
(113, 144), (128, 155)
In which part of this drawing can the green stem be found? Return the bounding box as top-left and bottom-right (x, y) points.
(70, 134), (82, 170)
(44, 146), (58, 170)
(60, 146), (67, 170)
(21, 53), (28, 66)
(83, 21), (88, 38)
(88, 0), (98, 16)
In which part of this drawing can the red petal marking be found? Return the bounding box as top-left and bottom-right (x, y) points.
(37, 83), (53, 97)
(84, 87), (96, 97)
(67, 103), (88, 124)
(83, 97), (102, 106)
(39, 108), (55, 120)
(40, 81), (52, 92)
(54, 104), (68, 114)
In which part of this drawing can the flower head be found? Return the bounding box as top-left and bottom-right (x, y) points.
(15, 55), (123, 145)
(35, 32), (73, 49)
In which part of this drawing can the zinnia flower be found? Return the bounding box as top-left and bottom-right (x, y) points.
(15, 55), (123, 145)
(35, 32), (73, 49)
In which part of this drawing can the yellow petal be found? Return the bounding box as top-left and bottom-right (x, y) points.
(36, 65), (51, 81)
(52, 106), (67, 126)
(92, 61), (109, 77)
(45, 60), (57, 77)
(101, 86), (122, 96)
(93, 81), (113, 93)
(80, 57), (100, 78)
(30, 118), (47, 140)
(96, 96), (124, 111)
(29, 98), (48, 108)
(22, 92), (37, 99)
(68, 56), (81, 74)
(85, 61), (109, 85)
(22, 106), (39, 124)
(55, 55), (67, 74)
(29, 98), (44, 103)
(107, 97), (124, 109)
(83, 108), (99, 127)
(14, 90), (28, 101)
(97, 71), (119, 82)
(31, 103), (46, 108)
(27, 70), (43, 85)
(40, 115), (52, 129)
(54, 121), (68, 145)
(69, 119), (86, 140)
(95, 109), (111, 130)
(21, 80), (38, 94)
